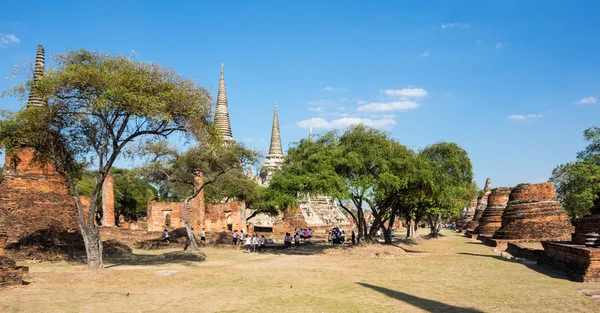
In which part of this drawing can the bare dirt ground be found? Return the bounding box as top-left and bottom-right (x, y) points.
(1, 230), (599, 312)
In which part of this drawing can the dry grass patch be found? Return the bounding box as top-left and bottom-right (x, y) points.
(321, 243), (407, 258)
(1, 230), (600, 312)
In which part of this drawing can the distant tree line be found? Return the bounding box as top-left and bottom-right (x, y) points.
(262, 124), (477, 243)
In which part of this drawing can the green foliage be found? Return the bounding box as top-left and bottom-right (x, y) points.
(137, 140), (260, 203)
(420, 142), (475, 218)
(76, 168), (157, 220)
(112, 168), (157, 219)
(0, 48), (213, 267)
(265, 124), (475, 241)
(551, 126), (600, 219)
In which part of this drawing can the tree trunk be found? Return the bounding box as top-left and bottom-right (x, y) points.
(70, 179), (103, 269)
(81, 226), (103, 268)
(382, 224), (392, 244)
(387, 209), (397, 237)
(429, 214), (442, 239)
(406, 219), (419, 238)
(182, 196), (198, 251)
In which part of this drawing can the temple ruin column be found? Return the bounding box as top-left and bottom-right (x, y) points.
(191, 173), (206, 229)
(102, 174), (115, 227)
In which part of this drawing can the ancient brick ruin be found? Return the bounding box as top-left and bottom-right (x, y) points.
(539, 193), (600, 282)
(147, 175), (206, 232)
(101, 174), (115, 227)
(458, 197), (478, 230)
(474, 187), (511, 236)
(0, 148), (80, 259)
(465, 178), (492, 232)
(493, 182), (573, 240)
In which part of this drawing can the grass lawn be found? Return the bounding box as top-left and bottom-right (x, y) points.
(1, 230), (599, 312)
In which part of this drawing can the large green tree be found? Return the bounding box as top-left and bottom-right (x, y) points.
(265, 125), (417, 243)
(0, 49), (212, 268)
(419, 142), (475, 238)
(138, 140), (259, 251)
(550, 126), (600, 219)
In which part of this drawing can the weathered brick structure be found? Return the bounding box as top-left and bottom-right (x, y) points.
(493, 182), (573, 240)
(571, 194), (600, 245)
(205, 201), (246, 231)
(474, 187), (511, 236)
(458, 197), (478, 230)
(0, 255), (27, 287)
(539, 193), (600, 282)
(539, 241), (600, 282)
(147, 175), (206, 232)
(102, 174), (115, 226)
(0, 148), (80, 256)
(466, 178), (492, 232)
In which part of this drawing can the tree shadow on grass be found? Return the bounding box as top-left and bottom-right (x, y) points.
(457, 252), (570, 281)
(357, 282), (484, 313)
(104, 250), (206, 268)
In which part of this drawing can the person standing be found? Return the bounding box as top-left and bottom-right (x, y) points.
(239, 230), (245, 246)
(260, 235), (266, 252)
(252, 234), (259, 252)
(294, 232), (300, 249)
(232, 230), (239, 245)
(284, 233), (291, 249)
(244, 235), (252, 252)
(163, 229), (170, 244)
(201, 228), (206, 244)
(351, 230), (356, 245)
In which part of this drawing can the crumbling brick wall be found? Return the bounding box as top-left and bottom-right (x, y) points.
(0, 148), (79, 253)
(205, 201), (246, 231)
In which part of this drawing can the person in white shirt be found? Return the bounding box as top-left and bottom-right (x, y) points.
(163, 229), (170, 243)
(252, 235), (259, 252)
(201, 228), (206, 244)
(239, 230), (245, 245)
(244, 236), (252, 252)
(294, 232), (300, 248)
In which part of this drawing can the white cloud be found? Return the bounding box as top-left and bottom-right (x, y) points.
(324, 86), (346, 92)
(420, 51), (430, 57)
(357, 101), (420, 112)
(308, 106), (324, 112)
(577, 96), (597, 104)
(495, 42), (506, 49)
(441, 23), (470, 29)
(296, 116), (396, 129)
(507, 114), (527, 120)
(307, 99), (334, 106)
(0, 33), (20, 47)
(507, 113), (543, 120)
(383, 88), (428, 98)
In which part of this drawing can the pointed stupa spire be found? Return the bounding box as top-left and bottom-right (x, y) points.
(27, 45), (46, 107)
(484, 178), (492, 191)
(308, 123), (313, 141)
(268, 102), (283, 156)
(214, 63), (233, 141)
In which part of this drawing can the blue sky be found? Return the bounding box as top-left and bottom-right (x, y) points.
(1, 0), (599, 189)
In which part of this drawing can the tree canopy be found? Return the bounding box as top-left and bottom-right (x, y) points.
(264, 124), (475, 243)
(0, 49), (213, 268)
(550, 126), (600, 219)
(137, 140), (260, 250)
